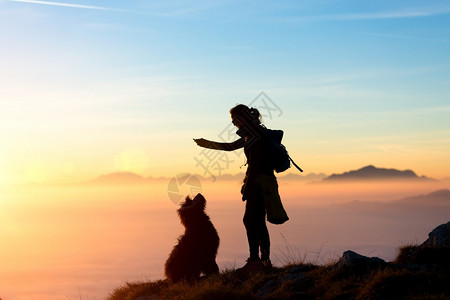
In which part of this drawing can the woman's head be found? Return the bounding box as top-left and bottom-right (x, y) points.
(230, 104), (261, 128)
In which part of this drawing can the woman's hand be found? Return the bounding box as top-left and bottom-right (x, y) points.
(193, 138), (211, 148)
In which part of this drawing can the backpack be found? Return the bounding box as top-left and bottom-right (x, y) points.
(266, 129), (303, 173)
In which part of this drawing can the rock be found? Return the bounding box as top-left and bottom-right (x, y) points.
(421, 221), (450, 247)
(256, 265), (310, 298)
(257, 279), (281, 298)
(335, 250), (386, 270)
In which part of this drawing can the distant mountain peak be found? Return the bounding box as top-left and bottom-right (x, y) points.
(87, 172), (147, 184)
(360, 165), (376, 170)
(324, 165), (430, 181)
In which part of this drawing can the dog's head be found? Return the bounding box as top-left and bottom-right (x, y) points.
(177, 193), (207, 225)
(178, 193), (206, 211)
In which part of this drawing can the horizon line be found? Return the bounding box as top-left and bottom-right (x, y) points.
(6, 170), (448, 187)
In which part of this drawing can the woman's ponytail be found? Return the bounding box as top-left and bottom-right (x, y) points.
(230, 104), (262, 125)
(249, 107), (261, 124)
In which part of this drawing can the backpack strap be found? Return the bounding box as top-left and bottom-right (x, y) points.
(288, 156), (303, 172)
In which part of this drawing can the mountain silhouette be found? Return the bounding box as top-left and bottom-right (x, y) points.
(87, 172), (147, 184)
(391, 189), (450, 204)
(323, 165), (431, 181)
(83, 165), (432, 185)
(84, 172), (327, 185)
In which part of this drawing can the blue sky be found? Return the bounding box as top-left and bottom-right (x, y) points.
(1, 0), (450, 183)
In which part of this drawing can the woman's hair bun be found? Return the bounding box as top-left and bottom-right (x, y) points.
(249, 107), (259, 116)
(230, 104), (262, 125)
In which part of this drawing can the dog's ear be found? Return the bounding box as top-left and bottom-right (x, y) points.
(183, 196), (194, 206)
(193, 193), (205, 201)
(193, 193), (206, 210)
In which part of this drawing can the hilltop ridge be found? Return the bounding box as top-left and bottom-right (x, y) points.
(323, 165), (432, 181)
(107, 221), (450, 300)
(82, 165), (434, 185)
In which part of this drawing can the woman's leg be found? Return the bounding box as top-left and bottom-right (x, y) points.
(260, 224), (270, 261)
(243, 183), (270, 260)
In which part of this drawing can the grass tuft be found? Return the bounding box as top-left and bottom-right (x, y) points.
(395, 244), (450, 265)
(358, 268), (450, 300)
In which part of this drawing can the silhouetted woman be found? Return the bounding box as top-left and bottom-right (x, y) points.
(194, 104), (288, 271)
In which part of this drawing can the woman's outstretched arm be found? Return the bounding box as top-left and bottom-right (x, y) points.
(194, 137), (244, 151)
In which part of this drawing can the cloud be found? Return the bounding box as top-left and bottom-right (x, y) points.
(9, 0), (111, 10)
(7, 0), (147, 14)
(329, 10), (437, 21)
(275, 6), (450, 23)
(376, 144), (407, 154)
(7, 0), (224, 17)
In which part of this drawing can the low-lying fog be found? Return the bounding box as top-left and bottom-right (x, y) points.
(1, 178), (449, 300)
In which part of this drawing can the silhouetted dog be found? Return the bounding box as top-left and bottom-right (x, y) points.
(165, 193), (220, 282)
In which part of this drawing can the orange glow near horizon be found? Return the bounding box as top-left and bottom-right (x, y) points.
(1, 158), (449, 187)
(1, 178), (449, 299)
(0, 179), (450, 300)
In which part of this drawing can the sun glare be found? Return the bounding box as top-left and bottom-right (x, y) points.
(114, 147), (149, 174)
(62, 162), (75, 175)
(25, 159), (49, 184)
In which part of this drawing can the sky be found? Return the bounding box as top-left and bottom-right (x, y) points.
(1, 0), (450, 185)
